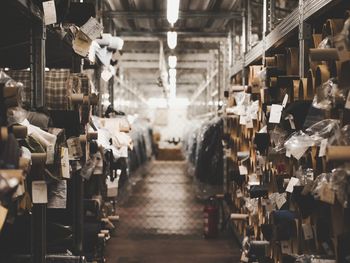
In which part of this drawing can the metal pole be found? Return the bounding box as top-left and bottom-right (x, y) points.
(30, 20), (46, 263)
(247, 0), (252, 51)
(268, 0), (276, 32)
(241, 8), (247, 86)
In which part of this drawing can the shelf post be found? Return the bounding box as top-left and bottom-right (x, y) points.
(298, 0), (311, 78)
(30, 20), (46, 109)
(241, 8), (247, 85)
(30, 19), (46, 263)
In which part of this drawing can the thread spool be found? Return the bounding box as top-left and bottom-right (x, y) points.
(0, 127), (8, 141)
(312, 34), (323, 48)
(307, 68), (316, 98)
(300, 78), (309, 100)
(326, 146), (350, 161)
(31, 153), (47, 165)
(79, 132), (98, 143)
(71, 93), (98, 106)
(293, 79), (300, 101)
(322, 19), (344, 39)
(265, 57), (276, 68)
(231, 213), (249, 220)
(286, 48), (299, 75)
(309, 48), (339, 61)
(315, 65), (330, 88)
(11, 125), (28, 139)
(275, 54), (286, 72)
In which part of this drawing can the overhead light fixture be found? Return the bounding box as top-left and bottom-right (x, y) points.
(167, 0), (180, 25)
(168, 55), (177, 68)
(169, 81), (176, 99)
(167, 31), (177, 49)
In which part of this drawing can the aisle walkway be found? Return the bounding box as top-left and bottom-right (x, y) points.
(105, 161), (241, 263)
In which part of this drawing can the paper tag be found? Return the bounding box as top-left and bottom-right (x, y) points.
(239, 165), (248, 175)
(80, 17), (103, 41)
(239, 116), (247, 125)
(269, 104), (283, 123)
(285, 114), (296, 130)
(42, 1), (57, 25)
(240, 252), (249, 263)
(291, 146), (309, 160)
(46, 144), (55, 164)
(281, 240), (292, 254)
(319, 139), (328, 157)
(246, 117), (254, 129)
(302, 223), (314, 240)
(320, 184), (335, 205)
(0, 205), (8, 231)
(282, 94), (289, 108)
(286, 149), (291, 158)
(73, 36), (91, 57)
(236, 189), (243, 198)
(101, 69), (113, 82)
(286, 177), (300, 193)
(345, 91), (350, 109)
(60, 147), (70, 179)
(67, 137), (83, 160)
(276, 193), (287, 209)
(32, 181), (48, 204)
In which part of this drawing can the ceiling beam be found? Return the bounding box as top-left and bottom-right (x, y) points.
(120, 52), (213, 61)
(104, 11), (241, 19)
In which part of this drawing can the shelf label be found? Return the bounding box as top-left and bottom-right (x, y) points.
(286, 177), (300, 193)
(269, 104), (283, 124)
(318, 139), (328, 157)
(60, 147), (70, 179)
(32, 181), (48, 204)
(42, 1), (57, 25)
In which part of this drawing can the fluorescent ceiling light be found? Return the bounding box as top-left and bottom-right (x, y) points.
(167, 0), (180, 25)
(168, 55), (177, 68)
(167, 31), (177, 49)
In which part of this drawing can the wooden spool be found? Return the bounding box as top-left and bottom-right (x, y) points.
(315, 64), (331, 88)
(31, 153), (47, 165)
(0, 127), (8, 141)
(71, 93), (98, 106)
(286, 47), (299, 75)
(322, 19), (344, 39)
(326, 146), (350, 161)
(12, 125), (28, 139)
(79, 132), (98, 143)
(309, 48), (339, 61)
(306, 69), (316, 99)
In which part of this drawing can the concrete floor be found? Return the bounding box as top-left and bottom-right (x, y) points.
(105, 161), (241, 263)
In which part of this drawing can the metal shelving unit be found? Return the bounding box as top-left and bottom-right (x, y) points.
(230, 0), (339, 77)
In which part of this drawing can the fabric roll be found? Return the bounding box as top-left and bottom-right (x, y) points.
(286, 47), (299, 75)
(322, 18), (344, 38)
(315, 64), (330, 88)
(307, 68), (316, 99)
(275, 54), (286, 72)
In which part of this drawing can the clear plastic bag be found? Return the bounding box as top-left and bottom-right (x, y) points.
(270, 126), (288, 152)
(284, 131), (315, 160)
(305, 119), (340, 145)
(331, 164), (350, 208)
(313, 78), (346, 110)
(318, 37), (332, 49)
(329, 124), (350, 146)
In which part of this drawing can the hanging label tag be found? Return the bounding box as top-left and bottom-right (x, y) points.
(46, 144), (55, 164)
(101, 69), (113, 82)
(32, 181), (48, 204)
(240, 252), (249, 263)
(269, 104), (283, 123)
(80, 17), (104, 41)
(286, 149), (291, 158)
(239, 165), (248, 175)
(345, 91), (350, 109)
(276, 193), (287, 209)
(246, 117), (254, 129)
(302, 223), (314, 240)
(67, 137), (83, 160)
(319, 139), (328, 157)
(0, 205), (8, 231)
(239, 116), (247, 125)
(42, 0), (57, 25)
(236, 189), (243, 198)
(286, 177), (300, 193)
(282, 94), (289, 108)
(60, 147), (70, 179)
(281, 240), (292, 254)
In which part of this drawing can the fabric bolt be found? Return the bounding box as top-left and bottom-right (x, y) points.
(20, 119), (57, 149)
(0, 133), (20, 169)
(19, 135), (45, 153)
(45, 69), (71, 110)
(26, 111), (50, 130)
(6, 70), (31, 105)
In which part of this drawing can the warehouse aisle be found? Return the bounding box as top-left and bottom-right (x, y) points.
(105, 161), (241, 263)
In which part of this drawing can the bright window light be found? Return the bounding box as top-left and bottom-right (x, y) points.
(169, 68), (176, 79)
(168, 55), (177, 68)
(169, 97), (189, 108)
(167, 0), (180, 25)
(167, 31), (177, 49)
(147, 98), (168, 108)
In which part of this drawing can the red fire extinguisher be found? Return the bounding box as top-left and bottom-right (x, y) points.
(203, 196), (219, 238)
